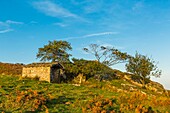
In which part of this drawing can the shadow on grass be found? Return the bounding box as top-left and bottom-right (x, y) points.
(24, 96), (75, 113)
(46, 96), (75, 112)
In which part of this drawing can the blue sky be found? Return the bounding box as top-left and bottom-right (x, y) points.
(0, 0), (170, 89)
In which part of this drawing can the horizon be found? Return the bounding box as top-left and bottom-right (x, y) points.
(0, 0), (170, 89)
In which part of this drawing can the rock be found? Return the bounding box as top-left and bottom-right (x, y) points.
(140, 91), (147, 95)
(65, 102), (72, 105)
(73, 73), (86, 84)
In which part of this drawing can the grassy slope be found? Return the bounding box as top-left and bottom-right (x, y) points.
(0, 75), (170, 113)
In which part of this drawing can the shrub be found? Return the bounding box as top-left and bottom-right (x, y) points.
(0, 62), (23, 76)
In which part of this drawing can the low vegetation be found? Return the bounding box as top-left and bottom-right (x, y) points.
(0, 75), (169, 113)
(63, 58), (118, 81)
(0, 62), (23, 76)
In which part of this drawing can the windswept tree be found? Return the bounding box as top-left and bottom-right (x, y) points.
(126, 52), (161, 87)
(36, 40), (72, 62)
(83, 44), (130, 66)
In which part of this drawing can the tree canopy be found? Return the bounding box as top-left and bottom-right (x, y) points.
(83, 44), (130, 66)
(126, 52), (161, 86)
(36, 40), (162, 85)
(36, 40), (72, 62)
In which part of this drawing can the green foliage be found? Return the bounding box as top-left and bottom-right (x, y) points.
(63, 58), (116, 80)
(83, 44), (130, 66)
(36, 40), (72, 62)
(0, 62), (23, 76)
(126, 52), (161, 86)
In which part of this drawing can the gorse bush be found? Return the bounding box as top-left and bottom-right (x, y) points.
(83, 95), (120, 113)
(0, 89), (48, 112)
(83, 92), (170, 113)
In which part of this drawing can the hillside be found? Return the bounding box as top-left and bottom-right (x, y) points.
(0, 74), (169, 113)
(0, 62), (23, 76)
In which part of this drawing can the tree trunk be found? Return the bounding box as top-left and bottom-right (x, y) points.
(141, 77), (146, 88)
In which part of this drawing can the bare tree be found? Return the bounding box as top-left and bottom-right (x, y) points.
(83, 44), (130, 66)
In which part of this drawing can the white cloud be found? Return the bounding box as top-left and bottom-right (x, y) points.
(0, 29), (13, 34)
(53, 22), (68, 27)
(0, 21), (10, 34)
(32, 1), (79, 18)
(6, 20), (24, 25)
(0, 20), (23, 34)
(60, 32), (119, 40)
(83, 32), (118, 38)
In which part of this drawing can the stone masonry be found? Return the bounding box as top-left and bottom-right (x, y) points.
(22, 62), (64, 83)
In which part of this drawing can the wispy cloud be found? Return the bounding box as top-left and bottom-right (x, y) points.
(83, 32), (117, 37)
(30, 21), (38, 24)
(0, 29), (13, 34)
(60, 32), (119, 40)
(53, 22), (68, 27)
(0, 20), (24, 34)
(6, 20), (24, 25)
(32, 1), (79, 19)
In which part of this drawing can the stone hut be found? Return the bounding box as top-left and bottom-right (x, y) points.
(22, 62), (64, 83)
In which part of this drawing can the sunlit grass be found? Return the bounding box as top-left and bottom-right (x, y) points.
(0, 75), (170, 113)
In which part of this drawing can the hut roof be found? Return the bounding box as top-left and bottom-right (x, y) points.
(24, 62), (64, 68)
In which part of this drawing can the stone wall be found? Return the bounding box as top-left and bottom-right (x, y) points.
(22, 67), (51, 82)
